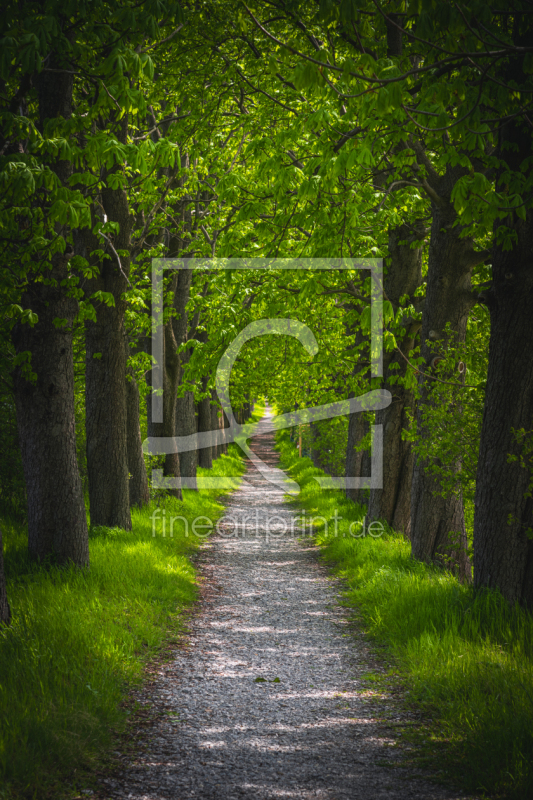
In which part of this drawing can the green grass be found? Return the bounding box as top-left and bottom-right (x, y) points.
(0, 403), (264, 799)
(276, 429), (533, 800)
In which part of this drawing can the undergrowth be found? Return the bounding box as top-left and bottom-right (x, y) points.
(0, 403), (263, 799)
(276, 428), (533, 800)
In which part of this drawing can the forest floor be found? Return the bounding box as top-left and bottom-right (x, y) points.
(88, 408), (476, 800)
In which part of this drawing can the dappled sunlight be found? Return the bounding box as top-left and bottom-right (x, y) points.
(0, 432), (260, 793)
(104, 409), (461, 800)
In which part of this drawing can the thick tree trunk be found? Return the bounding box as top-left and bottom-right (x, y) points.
(0, 527), (10, 626)
(474, 126), (533, 607)
(222, 410), (229, 455)
(211, 394), (219, 461)
(368, 366), (414, 535)
(310, 421), (323, 471)
(162, 313), (182, 499)
(345, 412), (370, 505)
(148, 308), (183, 499)
(126, 368), (149, 508)
(367, 223), (423, 536)
(146, 269), (193, 498)
(344, 313), (371, 506)
(198, 382), (213, 469)
(176, 390), (198, 488)
(11, 61), (89, 565)
(12, 277), (90, 564)
(310, 421), (334, 475)
(410, 193), (481, 581)
(172, 273), (198, 489)
(143, 338), (181, 500)
(84, 121), (132, 530)
(164, 264), (196, 489)
(85, 293), (131, 528)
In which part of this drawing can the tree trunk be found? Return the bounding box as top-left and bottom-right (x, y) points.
(219, 409), (229, 455)
(147, 268), (193, 498)
(126, 367), (149, 508)
(164, 263), (196, 487)
(474, 124), (533, 608)
(368, 364), (414, 535)
(84, 118), (132, 530)
(211, 393), (219, 461)
(198, 381), (213, 469)
(175, 267), (199, 486)
(12, 276), (90, 564)
(367, 223), (423, 536)
(0, 527), (10, 626)
(85, 291), (132, 528)
(162, 309), (182, 499)
(310, 421), (322, 471)
(176, 390), (198, 488)
(345, 411), (370, 505)
(150, 304), (183, 499)
(310, 421), (333, 474)
(344, 312), (372, 505)
(11, 60), (89, 565)
(410, 191), (481, 581)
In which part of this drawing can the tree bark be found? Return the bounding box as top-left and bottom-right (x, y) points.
(170, 265), (201, 482)
(221, 409), (229, 455)
(0, 527), (10, 626)
(474, 124), (533, 608)
(368, 359), (414, 535)
(345, 317), (371, 505)
(146, 268), (193, 497)
(11, 56), (89, 565)
(84, 118), (132, 530)
(149, 284), (183, 499)
(161, 318), (182, 500)
(173, 276), (198, 487)
(176, 390), (198, 488)
(367, 223), (423, 536)
(310, 421), (323, 471)
(12, 271), (90, 564)
(85, 290), (131, 528)
(198, 379), (213, 469)
(85, 206), (131, 530)
(126, 366), (149, 508)
(409, 182), (481, 581)
(345, 412), (370, 505)
(211, 393), (219, 461)
(174, 265), (200, 487)
(310, 421), (335, 475)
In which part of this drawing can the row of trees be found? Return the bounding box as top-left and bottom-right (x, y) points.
(1, 0), (533, 623)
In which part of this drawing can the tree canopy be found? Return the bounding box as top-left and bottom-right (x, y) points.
(1, 0), (533, 610)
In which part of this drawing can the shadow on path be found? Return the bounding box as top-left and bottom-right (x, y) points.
(96, 407), (475, 800)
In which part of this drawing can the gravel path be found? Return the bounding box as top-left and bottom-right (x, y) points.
(96, 409), (473, 800)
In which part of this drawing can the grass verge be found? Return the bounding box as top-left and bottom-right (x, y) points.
(0, 404), (263, 799)
(276, 428), (533, 800)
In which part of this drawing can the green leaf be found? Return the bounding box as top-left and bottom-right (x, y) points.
(91, 290), (116, 307)
(21, 309), (38, 326)
(360, 306), (371, 332)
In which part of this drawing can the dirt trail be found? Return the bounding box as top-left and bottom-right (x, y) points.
(95, 407), (473, 800)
